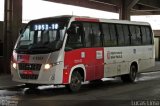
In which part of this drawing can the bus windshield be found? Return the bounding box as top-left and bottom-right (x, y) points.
(15, 19), (68, 54)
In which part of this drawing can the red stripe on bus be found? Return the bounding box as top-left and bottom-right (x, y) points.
(17, 54), (30, 63)
(75, 18), (99, 22)
(23, 70), (33, 75)
(63, 48), (104, 84)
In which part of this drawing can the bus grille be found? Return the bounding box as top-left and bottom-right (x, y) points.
(18, 63), (42, 71)
(20, 74), (38, 80)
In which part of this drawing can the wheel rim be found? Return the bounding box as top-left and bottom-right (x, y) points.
(70, 72), (81, 90)
(71, 76), (80, 88)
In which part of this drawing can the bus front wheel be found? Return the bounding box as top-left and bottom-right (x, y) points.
(66, 71), (82, 92)
(121, 64), (137, 83)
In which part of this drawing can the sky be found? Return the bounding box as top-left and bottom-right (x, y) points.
(0, 0), (160, 29)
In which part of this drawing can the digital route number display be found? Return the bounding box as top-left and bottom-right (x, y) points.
(33, 23), (59, 31)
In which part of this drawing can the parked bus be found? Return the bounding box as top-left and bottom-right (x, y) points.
(11, 16), (155, 92)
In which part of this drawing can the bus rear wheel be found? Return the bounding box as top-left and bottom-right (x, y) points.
(66, 71), (82, 92)
(121, 64), (137, 83)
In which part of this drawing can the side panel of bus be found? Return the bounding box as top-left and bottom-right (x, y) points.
(63, 48), (104, 84)
(63, 17), (155, 83)
(104, 45), (155, 78)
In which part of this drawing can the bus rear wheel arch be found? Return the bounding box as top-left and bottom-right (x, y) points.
(121, 62), (138, 83)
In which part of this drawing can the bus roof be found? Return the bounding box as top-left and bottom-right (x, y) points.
(29, 15), (72, 23)
(29, 15), (150, 26)
(72, 16), (150, 26)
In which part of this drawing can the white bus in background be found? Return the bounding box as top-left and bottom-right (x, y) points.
(11, 16), (155, 92)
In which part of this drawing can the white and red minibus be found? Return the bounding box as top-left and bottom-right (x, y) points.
(11, 16), (155, 92)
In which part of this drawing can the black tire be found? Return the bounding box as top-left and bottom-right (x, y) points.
(25, 83), (39, 89)
(66, 71), (82, 92)
(121, 65), (137, 83)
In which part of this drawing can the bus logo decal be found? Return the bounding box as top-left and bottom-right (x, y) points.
(96, 51), (103, 59)
(81, 52), (85, 58)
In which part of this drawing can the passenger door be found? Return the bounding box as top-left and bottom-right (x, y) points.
(83, 22), (104, 80)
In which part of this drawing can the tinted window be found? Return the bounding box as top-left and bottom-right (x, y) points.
(91, 23), (102, 47)
(146, 27), (152, 44)
(102, 24), (111, 46)
(135, 26), (142, 45)
(109, 24), (117, 46)
(101, 23), (117, 46)
(83, 23), (92, 47)
(65, 22), (84, 50)
(129, 25), (137, 45)
(116, 24), (125, 46)
(141, 26), (147, 44)
(141, 26), (152, 45)
(123, 25), (130, 45)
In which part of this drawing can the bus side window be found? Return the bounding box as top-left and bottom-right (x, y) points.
(101, 23), (111, 47)
(83, 22), (92, 47)
(135, 26), (142, 45)
(91, 23), (102, 47)
(123, 25), (130, 45)
(109, 24), (117, 46)
(129, 25), (137, 45)
(116, 24), (125, 46)
(145, 27), (152, 44)
(141, 26), (149, 45)
(65, 22), (84, 51)
(101, 23), (117, 47)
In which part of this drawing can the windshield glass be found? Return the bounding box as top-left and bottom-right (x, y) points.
(15, 18), (69, 54)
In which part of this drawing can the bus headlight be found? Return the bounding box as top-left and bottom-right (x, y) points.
(44, 64), (52, 70)
(12, 63), (17, 69)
